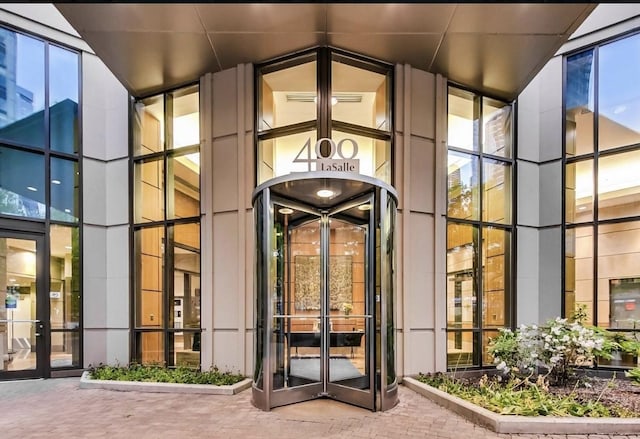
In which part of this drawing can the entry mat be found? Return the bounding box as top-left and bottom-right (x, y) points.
(289, 356), (363, 382)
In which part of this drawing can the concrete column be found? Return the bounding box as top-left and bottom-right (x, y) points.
(81, 52), (129, 366)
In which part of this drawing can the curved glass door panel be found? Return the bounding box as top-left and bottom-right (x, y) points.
(269, 203), (323, 407)
(326, 202), (374, 409)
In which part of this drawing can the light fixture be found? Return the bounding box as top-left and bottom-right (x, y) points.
(64, 208), (71, 213)
(279, 208), (294, 215)
(51, 179), (61, 185)
(9, 278), (15, 282)
(358, 204), (372, 211)
(317, 189), (334, 198)
(65, 246), (72, 250)
(578, 206), (587, 211)
(27, 186), (37, 192)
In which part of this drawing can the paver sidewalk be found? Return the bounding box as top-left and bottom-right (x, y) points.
(0, 378), (639, 439)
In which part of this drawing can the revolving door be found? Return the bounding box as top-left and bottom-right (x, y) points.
(251, 172), (398, 411)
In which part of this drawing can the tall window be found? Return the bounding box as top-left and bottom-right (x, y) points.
(256, 47), (393, 185)
(0, 26), (81, 369)
(446, 86), (513, 368)
(565, 33), (640, 367)
(132, 84), (201, 367)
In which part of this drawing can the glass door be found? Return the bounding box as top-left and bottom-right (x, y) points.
(252, 172), (398, 412)
(267, 196), (375, 410)
(0, 231), (45, 379)
(325, 197), (375, 410)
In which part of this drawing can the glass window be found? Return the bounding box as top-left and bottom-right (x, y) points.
(134, 158), (164, 223)
(598, 149), (640, 220)
(169, 85), (199, 150)
(134, 94), (164, 156)
(482, 227), (510, 328)
(0, 146), (45, 218)
(171, 222), (200, 368)
(259, 58), (316, 132)
(331, 56), (389, 131)
(331, 130), (391, 182)
(447, 222), (478, 328)
(565, 159), (593, 223)
(565, 226), (594, 327)
(447, 151), (479, 220)
(257, 130), (317, 184)
(135, 226), (164, 329)
(167, 152), (200, 220)
(597, 221), (640, 330)
(50, 157), (79, 222)
(482, 159), (511, 224)
(256, 49), (393, 186)
(565, 50), (595, 158)
(598, 34), (640, 152)
(49, 45), (79, 154)
(448, 88), (479, 152)
(132, 84), (201, 367)
(0, 30), (45, 148)
(136, 331), (164, 365)
(49, 225), (80, 368)
(482, 97), (511, 158)
(447, 85), (512, 369)
(172, 222), (200, 329)
(447, 331), (476, 367)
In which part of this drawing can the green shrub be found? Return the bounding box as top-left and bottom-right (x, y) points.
(88, 363), (245, 386)
(417, 373), (632, 417)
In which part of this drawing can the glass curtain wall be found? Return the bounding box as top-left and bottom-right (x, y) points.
(256, 48), (393, 185)
(565, 33), (640, 367)
(132, 84), (201, 367)
(0, 26), (81, 371)
(446, 86), (513, 368)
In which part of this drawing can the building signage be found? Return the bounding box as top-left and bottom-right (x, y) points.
(293, 137), (360, 174)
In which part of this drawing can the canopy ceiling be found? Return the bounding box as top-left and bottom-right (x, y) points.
(55, 3), (595, 100)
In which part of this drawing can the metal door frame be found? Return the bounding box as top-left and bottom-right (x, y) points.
(0, 229), (48, 380)
(266, 194), (376, 410)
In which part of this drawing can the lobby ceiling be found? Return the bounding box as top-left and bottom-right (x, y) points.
(55, 3), (595, 100)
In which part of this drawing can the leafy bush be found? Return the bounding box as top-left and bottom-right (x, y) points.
(488, 318), (607, 385)
(625, 367), (640, 384)
(416, 373), (632, 417)
(88, 363), (245, 385)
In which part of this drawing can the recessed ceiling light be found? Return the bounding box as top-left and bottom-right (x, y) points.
(51, 179), (61, 185)
(279, 208), (294, 215)
(64, 208), (71, 213)
(317, 189), (334, 198)
(358, 204), (372, 211)
(27, 186), (37, 192)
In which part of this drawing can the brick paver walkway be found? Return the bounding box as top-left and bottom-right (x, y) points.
(0, 378), (639, 439)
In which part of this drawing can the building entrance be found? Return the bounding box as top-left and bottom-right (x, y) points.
(251, 172), (398, 411)
(0, 230), (46, 380)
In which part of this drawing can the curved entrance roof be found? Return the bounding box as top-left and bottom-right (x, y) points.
(55, 3), (595, 100)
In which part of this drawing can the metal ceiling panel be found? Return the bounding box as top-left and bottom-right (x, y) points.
(326, 4), (456, 33)
(447, 3), (594, 35)
(327, 33), (442, 71)
(81, 31), (217, 96)
(433, 33), (564, 101)
(56, 4), (202, 32)
(196, 4), (326, 32)
(211, 32), (324, 69)
(54, 3), (597, 100)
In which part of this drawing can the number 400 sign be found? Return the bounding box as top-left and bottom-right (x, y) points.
(293, 137), (360, 173)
